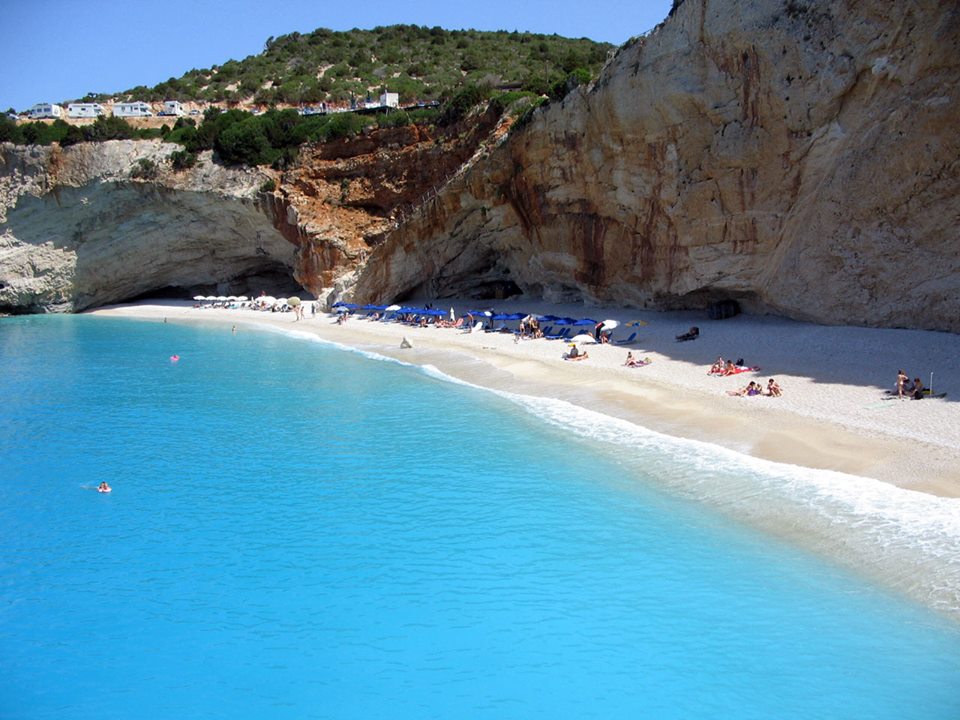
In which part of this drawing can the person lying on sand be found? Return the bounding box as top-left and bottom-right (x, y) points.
(727, 381), (761, 397)
(564, 345), (589, 361)
(624, 352), (651, 368)
(676, 326), (700, 342)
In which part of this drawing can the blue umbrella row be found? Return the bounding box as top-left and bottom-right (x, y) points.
(330, 302), (600, 327)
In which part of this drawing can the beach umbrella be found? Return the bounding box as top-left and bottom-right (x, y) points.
(573, 318), (597, 326)
(600, 319), (620, 329)
(570, 333), (595, 344)
(287, 296), (301, 306)
(259, 296), (277, 306)
(275, 298), (288, 306)
(193, 295), (205, 301)
(236, 296), (248, 302)
(385, 304), (401, 312)
(449, 307), (456, 322)
(627, 320), (649, 327)
(216, 295), (228, 302)
(334, 306), (350, 313)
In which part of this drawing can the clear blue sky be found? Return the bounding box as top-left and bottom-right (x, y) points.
(0, 0), (673, 112)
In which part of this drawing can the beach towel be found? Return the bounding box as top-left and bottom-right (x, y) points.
(726, 365), (760, 375)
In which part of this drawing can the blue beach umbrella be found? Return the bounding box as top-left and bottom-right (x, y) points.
(573, 318), (598, 326)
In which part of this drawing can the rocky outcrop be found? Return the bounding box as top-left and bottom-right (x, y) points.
(354, 0), (960, 332)
(0, 141), (298, 312)
(0, 109), (504, 313)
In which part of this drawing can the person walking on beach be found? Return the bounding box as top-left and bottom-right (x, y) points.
(897, 369), (909, 400)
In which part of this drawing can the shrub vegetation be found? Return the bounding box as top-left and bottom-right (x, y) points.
(6, 25), (613, 167)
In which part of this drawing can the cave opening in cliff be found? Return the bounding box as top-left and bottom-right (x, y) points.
(395, 278), (523, 303)
(675, 289), (763, 315)
(126, 271), (308, 306)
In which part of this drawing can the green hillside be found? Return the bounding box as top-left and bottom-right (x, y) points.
(105, 25), (613, 106)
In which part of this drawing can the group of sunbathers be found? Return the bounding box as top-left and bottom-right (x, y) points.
(727, 379), (782, 397)
(709, 356), (758, 376)
(563, 345), (589, 361)
(623, 352), (651, 368)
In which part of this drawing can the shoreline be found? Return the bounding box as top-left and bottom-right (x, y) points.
(91, 300), (960, 498)
(88, 300), (960, 619)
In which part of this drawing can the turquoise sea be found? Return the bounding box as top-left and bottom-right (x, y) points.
(1, 314), (959, 719)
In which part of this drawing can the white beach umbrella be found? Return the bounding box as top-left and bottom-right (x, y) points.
(236, 296), (248, 302)
(193, 295), (205, 301)
(600, 319), (620, 329)
(259, 296), (277, 306)
(276, 297), (288, 305)
(570, 333), (595, 344)
(385, 304), (401, 312)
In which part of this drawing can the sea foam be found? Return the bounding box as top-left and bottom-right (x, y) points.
(267, 322), (960, 618)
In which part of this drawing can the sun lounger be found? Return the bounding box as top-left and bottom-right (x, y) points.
(614, 332), (637, 345)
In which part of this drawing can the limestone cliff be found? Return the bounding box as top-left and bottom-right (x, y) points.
(0, 108), (502, 313)
(0, 141), (298, 312)
(353, 0), (960, 332)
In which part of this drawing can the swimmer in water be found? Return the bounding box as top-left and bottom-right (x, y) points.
(170, 354), (180, 362)
(98, 481), (111, 493)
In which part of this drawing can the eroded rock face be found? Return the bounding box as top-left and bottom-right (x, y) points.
(0, 110), (504, 313)
(355, 0), (960, 331)
(2, 0), (957, 331)
(0, 141), (298, 312)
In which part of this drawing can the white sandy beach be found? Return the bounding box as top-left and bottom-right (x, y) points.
(94, 299), (960, 498)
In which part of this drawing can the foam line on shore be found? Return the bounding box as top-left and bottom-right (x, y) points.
(382, 351), (960, 619)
